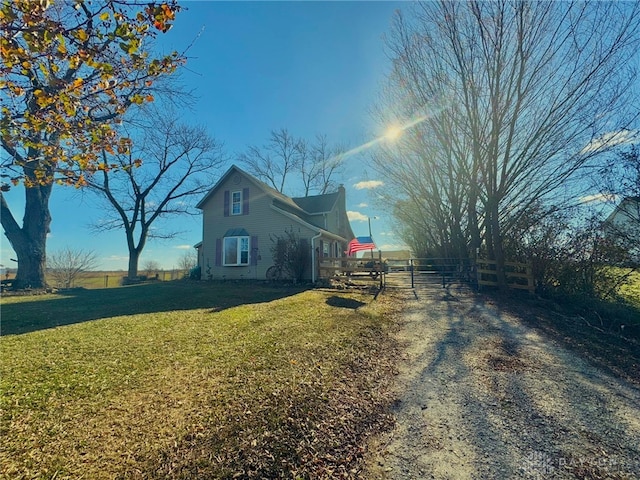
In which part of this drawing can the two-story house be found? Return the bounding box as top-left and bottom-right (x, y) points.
(195, 165), (355, 281)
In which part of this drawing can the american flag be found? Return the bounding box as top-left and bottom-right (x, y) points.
(347, 236), (376, 256)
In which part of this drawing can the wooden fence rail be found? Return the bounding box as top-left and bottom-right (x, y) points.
(476, 259), (534, 294)
(318, 255), (385, 287)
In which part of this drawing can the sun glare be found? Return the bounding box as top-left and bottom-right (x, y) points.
(384, 125), (403, 141)
(329, 113), (433, 163)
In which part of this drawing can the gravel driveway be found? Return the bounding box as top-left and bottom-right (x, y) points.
(365, 277), (640, 479)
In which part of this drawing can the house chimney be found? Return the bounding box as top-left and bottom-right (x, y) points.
(338, 184), (347, 237)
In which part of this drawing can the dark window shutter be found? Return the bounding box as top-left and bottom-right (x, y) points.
(243, 188), (250, 215)
(250, 235), (258, 266)
(319, 240), (324, 257)
(223, 190), (230, 217)
(215, 238), (222, 266)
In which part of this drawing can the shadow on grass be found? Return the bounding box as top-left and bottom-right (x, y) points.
(1, 281), (309, 336)
(500, 296), (640, 388)
(325, 296), (366, 310)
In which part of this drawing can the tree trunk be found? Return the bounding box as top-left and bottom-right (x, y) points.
(487, 198), (507, 291)
(127, 249), (140, 279)
(1, 183), (52, 289)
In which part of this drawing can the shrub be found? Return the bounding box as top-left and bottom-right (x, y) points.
(189, 265), (201, 280)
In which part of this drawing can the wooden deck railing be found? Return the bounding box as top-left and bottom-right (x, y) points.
(318, 255), (385, 286)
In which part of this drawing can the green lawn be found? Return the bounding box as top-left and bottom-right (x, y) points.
(619, 268), (640, 308)
(0, 282), (399, 479)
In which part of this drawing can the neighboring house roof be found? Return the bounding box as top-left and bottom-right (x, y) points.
(606, 196), (640, 224)
(382, 250), (413, 260)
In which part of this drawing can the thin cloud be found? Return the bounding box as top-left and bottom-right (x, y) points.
(174, 244), (193, 250)
(105, 255), (128, 262)
(378, 243), (410, 251)
(357, 202), (368, 208)
(579, 193), (618, 204)
(347, 211), (368, 222)
(581, 130), (638, 154)
(353, 180), (384, 190)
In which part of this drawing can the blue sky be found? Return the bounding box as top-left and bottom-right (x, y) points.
(0, 1), (409, 271)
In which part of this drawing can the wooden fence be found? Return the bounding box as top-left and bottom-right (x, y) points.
(318, 255), (385, 288)
(476, 259), (534, 294)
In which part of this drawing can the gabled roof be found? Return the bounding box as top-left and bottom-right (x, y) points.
(196, 164), (305, 215)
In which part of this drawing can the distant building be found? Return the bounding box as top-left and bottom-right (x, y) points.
(605, 196), (640, 262)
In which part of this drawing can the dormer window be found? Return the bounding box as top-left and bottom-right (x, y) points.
(231, 191), (242, 215)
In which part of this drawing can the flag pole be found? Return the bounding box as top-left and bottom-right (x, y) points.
(368, 217), (374, 259)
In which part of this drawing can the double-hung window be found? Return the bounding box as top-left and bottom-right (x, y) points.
(231, 191), (242, 215)
(224, 236), (249, 266)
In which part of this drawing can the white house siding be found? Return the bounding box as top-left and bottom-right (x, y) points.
(606, 198), (640, 262)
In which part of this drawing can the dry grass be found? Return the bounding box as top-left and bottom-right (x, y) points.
(618, 268), (640, 308)
(0, 282), (401, 479)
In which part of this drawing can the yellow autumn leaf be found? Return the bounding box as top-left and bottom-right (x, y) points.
(99, 11), (109, 21)
(76, 29), (88, 42)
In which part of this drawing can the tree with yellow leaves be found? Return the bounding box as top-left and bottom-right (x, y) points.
(0, 0), (184, 289)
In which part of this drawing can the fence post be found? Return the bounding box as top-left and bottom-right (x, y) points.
(410, 258), (414, 288)
(104, 275), (108, 288)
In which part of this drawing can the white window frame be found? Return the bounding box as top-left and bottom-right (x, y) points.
(231, 190), (242, 215)
(323, 242), (330, 258)
(223, 236), (249, 266)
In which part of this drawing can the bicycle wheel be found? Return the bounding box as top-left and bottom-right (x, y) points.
(266, 265), (279, 280)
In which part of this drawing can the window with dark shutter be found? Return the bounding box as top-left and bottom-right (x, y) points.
(215, 238), (222, 266)
(243, 188), (250, 215)
(250, 235), (258, 265)
(223, 190), (230, 217)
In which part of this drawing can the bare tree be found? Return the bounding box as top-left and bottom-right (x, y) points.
(239, 129), (345, 196)
(47, 248), (98, 289)
(373, 1), (640, 288)
(142, 259), (161, 279)
(177, 250), (197, 275)
(86, 105), (226, 279)
(299, 135), (345, 196)
(238, 129), (301, 193)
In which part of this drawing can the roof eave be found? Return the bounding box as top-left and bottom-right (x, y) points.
(270, 205), (348, 243)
